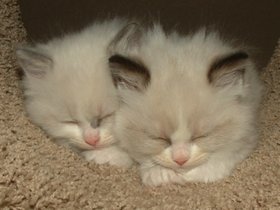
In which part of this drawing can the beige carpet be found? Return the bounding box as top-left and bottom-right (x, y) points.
(1, 0), (279, 209)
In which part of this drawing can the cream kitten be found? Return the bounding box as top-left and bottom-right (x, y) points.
(16, 19), (133, 167)
(109, 24), (263, 186)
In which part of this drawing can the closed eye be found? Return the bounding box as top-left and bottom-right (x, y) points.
(149, 135), (171, 144)
(96, 112), (115, 126)
(62, 120), (79, 125)
(191, 134), (208, 141)
(101, 112), (114, 120)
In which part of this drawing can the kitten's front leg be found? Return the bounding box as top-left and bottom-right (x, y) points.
(140, 161), (185, 186)
(81, 146), (134, 168)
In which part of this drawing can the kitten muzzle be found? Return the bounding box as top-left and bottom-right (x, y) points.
(84, 129), (100, 147)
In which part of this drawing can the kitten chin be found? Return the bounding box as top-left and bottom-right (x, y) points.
(16, 18), (134, 167)
(110, 25), (262, 186)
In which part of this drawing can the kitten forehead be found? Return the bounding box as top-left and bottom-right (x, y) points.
(139, 28), (234, 76)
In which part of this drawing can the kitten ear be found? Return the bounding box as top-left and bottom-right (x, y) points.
(16, 46), (53, 78)
(109, 54), (150, 91)
(108, 23), (143, 54)
(208, 51), (249, 88)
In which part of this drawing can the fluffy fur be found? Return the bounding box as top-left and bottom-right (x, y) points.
(16, 19), (133, 167)
(110, 25), (263, 186)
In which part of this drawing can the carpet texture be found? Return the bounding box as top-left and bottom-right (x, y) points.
(0, 0), (279, 209)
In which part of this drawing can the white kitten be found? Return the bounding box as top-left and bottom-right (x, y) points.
(109, 24), (263, 186)
(16, 19), (133, 167)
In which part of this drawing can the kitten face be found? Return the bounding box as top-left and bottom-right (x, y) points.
(110, 27), (262, 181)
(115, 77), (251, 171)
(16, 20), (124, 151)
(23, 65), (119, 150)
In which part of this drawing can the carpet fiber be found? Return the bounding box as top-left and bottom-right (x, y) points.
(0, 0), (279, 209)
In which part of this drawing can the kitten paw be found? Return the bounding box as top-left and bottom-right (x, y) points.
(81, 146), (134, 168)
(182, 166), (229, 183)
(141, 165), (185, 186)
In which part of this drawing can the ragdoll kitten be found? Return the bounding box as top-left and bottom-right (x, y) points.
(16, 19), (133, 167)
(108, 24), (263, 186)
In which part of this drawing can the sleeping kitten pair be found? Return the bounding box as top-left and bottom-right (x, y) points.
(16, 19), (262, 186)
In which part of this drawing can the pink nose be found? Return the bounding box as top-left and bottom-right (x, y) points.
(85, 135), (100, 146)
(174, 157), (188, 166)
(84, 129), (100, 146)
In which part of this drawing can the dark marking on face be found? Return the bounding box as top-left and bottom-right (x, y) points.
(109, 54), (150, 91)
(207, 51), (248, 87)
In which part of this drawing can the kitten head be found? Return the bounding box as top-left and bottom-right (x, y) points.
(16, 21), (124, 151)
(110, 27), (262, 171)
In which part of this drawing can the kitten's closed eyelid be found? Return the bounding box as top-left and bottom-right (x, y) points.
(62, 120), (79, 125)
(149, 135), (171, 144)
(161, 137), (171, 144)
(101, 112), (115, 119)
(191, 134), (208, 141)
(94, 113), (114, 127)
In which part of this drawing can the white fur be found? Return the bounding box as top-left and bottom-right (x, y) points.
(82, 145), (133, 168)
(17, 19), (134, 166)
(113, 26), (263, 186)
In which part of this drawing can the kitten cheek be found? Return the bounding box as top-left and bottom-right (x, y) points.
(187, 144), (209, 167)
(98, 128), (116, 147)
(56, 124), (83, 140)
(56, 124), (94, 150)
(152, 147), (175, 167)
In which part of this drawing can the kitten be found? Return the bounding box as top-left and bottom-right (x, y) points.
(16, 19), (133, 167)
(109, 24), (263, 186)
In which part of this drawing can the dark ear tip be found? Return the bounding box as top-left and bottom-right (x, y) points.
(126, 20), (142, 26)
(210, 50), (250, 73)
(208, 50), (250, 87)
(122, 22), (143, 33)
